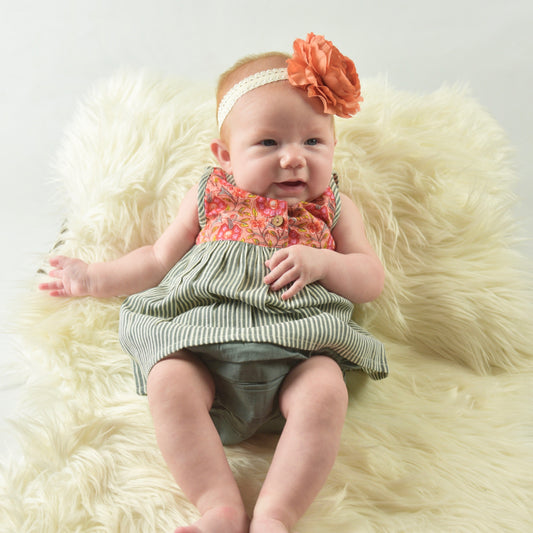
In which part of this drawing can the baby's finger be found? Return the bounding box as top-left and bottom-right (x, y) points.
(265, 249), (289, 271)
(38, 280), (65, 295)
(268, 268), (299, 292)
(280, 279), (306, 300)
(48, 269), (64, 279)
(49, 255), (69, 268)
(264, 261), (290, 286)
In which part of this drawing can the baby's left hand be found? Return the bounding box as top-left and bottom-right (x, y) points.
(264, 245), (325, 300)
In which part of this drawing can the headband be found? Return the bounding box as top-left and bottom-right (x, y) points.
(217, 33), (363, 128)
(217, 68), (288, 126)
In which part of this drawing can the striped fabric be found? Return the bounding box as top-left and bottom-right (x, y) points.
(119, 168), (388, 394)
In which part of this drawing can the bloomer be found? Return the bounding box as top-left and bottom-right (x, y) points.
(187, 342), (358, 445)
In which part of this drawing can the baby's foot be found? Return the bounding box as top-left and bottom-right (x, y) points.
(175, 505), (249, 533)
(250, 516), (290, 533)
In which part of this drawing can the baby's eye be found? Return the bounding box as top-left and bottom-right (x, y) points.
(305, 138), (319, 146)
(260, 139), (277, 147)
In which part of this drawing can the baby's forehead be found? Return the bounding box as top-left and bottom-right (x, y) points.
(225, 85), (334, 138)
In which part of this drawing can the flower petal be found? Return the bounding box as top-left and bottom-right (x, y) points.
(287, 33), (362, 118)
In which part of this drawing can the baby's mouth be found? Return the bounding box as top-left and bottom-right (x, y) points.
(278, 180), (305, 189)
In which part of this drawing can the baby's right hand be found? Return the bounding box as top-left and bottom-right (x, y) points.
(38, 255), (92, 297)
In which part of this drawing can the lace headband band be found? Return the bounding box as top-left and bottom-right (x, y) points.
(217, 67), (288, 126)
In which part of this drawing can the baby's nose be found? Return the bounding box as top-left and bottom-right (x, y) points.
(280, 145), (305, 168)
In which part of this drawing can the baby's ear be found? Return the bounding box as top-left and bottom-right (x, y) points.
(210, 139), (232, 173)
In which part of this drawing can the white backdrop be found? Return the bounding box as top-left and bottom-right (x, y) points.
(1, 0), (532, 454)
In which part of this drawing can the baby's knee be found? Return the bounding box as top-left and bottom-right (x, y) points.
(281, 356), (348, 417)
(312, 359), (348, 413)
(147, 351), (215, 409)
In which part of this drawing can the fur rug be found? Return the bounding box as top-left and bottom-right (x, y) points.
(1, 71), (532, 532)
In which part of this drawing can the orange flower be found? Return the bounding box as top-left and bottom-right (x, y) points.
(287, 33), (363, 118)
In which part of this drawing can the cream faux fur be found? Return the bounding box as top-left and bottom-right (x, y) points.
(1, 71), (532, 532)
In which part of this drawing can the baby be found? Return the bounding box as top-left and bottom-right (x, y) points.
(40, 33), (387, 533)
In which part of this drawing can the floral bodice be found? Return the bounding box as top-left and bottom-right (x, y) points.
(196, 167), (339, 250)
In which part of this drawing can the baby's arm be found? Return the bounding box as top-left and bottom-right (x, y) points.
(264, 193), (384, 302)
(39, 185), (200, 298)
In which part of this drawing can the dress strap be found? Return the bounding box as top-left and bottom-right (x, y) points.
(197, 166), (214, 229)
(330, 172), (342, 229)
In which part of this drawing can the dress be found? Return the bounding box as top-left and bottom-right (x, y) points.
(119, 166), (388, 442)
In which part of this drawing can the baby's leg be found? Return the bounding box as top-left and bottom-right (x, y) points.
(147, 351), (249, 533)
(250, 356), (348, 533)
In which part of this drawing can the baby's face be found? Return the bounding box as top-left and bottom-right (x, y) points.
(218, 82), (336, 205)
